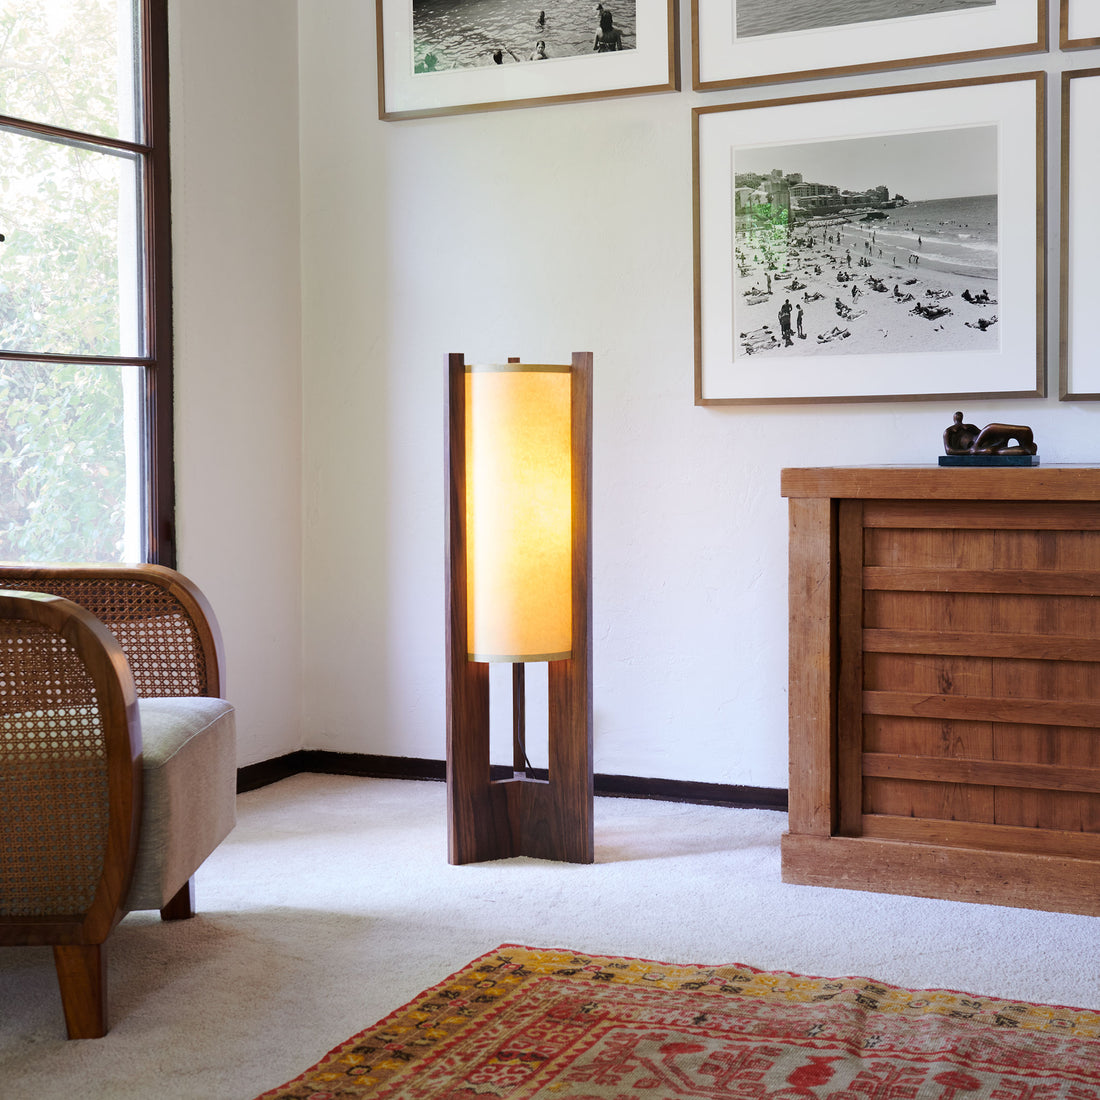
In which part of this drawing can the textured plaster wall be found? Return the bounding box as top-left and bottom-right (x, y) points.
(172, 3), (1100, 783)
(170, 0), (304, 765)
(296, 3), (1100, 789)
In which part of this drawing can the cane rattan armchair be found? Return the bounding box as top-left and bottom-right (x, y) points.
(0, 564), (236, 1038)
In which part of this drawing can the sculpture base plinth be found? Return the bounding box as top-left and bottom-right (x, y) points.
(938, 454), (1040, 466)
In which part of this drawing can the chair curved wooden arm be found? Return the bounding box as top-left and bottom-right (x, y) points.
(0, 565), (236, 1039)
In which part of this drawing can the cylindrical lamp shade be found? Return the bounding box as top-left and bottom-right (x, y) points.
(465, 364), (572, 662)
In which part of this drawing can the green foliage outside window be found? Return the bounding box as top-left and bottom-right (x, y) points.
(0, 361), (127, 560)
(0, 0), (137, 561)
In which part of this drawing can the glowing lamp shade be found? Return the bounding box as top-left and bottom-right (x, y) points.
(465, 364), (572, 662)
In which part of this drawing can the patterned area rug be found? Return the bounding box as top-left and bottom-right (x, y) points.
(257, 944), (1100, 1098)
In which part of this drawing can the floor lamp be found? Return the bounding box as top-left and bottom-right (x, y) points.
(445, 352), (593, 865)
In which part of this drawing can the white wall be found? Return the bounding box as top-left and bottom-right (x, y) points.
(174, 3), (1100, 786)
(170, 0), (304, 765)
(297, 2), (1100, 789)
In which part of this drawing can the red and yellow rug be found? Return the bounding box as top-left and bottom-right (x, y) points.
(257, 944), (1100, 1098)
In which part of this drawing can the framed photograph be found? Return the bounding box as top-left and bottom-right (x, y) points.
(377, 0), (679, 119)
(1060, 70), (1100, 400)
(693, 0), (1046, 92)
(694, 73), (1046, 406)
(1062, 0), (1100, 49)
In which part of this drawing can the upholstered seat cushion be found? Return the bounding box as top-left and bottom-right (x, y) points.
(125, 697), (237, 913)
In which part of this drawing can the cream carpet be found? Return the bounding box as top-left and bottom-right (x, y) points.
(1, 774), (1097, 1099)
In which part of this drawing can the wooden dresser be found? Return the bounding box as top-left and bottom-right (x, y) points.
(781, 465), (1100, 915)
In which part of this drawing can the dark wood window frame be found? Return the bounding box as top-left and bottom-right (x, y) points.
(0, 0), (175, 567)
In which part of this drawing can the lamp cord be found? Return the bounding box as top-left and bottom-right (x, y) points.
(513, 663), (534, 775)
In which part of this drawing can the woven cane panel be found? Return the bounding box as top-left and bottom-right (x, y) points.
(0, 577), (207, 697)
(0, 621), (108, 917)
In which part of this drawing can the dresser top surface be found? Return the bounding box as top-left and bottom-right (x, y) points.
(781, 465), (1100, 500)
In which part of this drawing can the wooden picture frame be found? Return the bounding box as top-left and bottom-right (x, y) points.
(693, 0), (1047, 92)
(1061, 0), (1100, 49)
(693, 73), (1046, 406)
(377, 0), (679, 120)
(1059, 69), (1100, 400)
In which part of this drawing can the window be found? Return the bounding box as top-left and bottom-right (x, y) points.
(0, 0), (173, 564)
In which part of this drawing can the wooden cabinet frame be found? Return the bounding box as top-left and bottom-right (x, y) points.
(782, 466), (1100, 916)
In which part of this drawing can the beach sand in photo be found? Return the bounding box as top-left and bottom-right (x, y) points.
(736, 0), (994, 39)
(734, 211), (1000, 361)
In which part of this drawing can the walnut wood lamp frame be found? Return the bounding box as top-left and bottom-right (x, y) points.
(445, 352), (593, 865)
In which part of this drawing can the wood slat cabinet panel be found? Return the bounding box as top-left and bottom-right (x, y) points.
(781, 466), (1100, 916)
(861, 814), (1100, 862)
(863, 775), (996, 824)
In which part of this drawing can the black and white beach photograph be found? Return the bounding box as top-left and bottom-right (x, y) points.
(732, 125), (1000, 361)
(695, 73), (1041, 403)
(380, 0), (671, 118)
(736, 0), (995, 39)
(413, 0), (637, 72)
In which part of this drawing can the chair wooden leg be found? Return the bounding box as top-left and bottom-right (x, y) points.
(160, 877), (195, 921)
(53, 944), (107, 1039)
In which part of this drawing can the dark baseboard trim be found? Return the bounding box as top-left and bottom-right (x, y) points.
(237, 750), (787, 812)
(594, 771), (787, 812)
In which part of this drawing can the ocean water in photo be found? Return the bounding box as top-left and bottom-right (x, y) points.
(413, 0), (636, 71)
(866, 194), (998, 280)
(736, 0), (994, 38)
